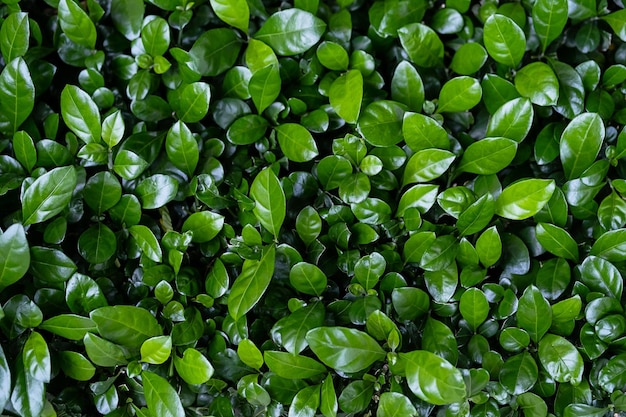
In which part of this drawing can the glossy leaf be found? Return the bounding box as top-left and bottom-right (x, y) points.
(538, 334), (584, 385)
(486, 98), (534, 142)
(210, 0), (250, 32)
(61, 85), (101, 144)
(90, 305), (162, 348)
(437, 76), (482, 113)
(495, 179), (555, 220)
(228, 244), (276, 320)
(143, 371), (184, 417)
(535, 223), (579, 261)
(306, 327), (386, 373)
(0, 224), (29, 291)
(560, 113), (605, 179)
(517, 285), (552, 343)
(22, 166), (77, 225)
(532, 0), (568, 53)
(254, 9), (326, 56)
(0, 12), (29, 63)
(275, 123), (319, 162)
(58, 0), (97, 48)
(250, 168), (285, 237)
(0, 57), (35, 135)
(403, 350), (466, 405)
(515, 62), (559, 106)
(457, 137), (517, 175)
(329, 70), (363, 124)
(483, 14), (526, 68)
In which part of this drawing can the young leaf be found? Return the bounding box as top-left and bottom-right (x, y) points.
(228, 244), (276, 320)
(483, 14), (526, 68)
(517, 285), (552, 343)
(456, 137), (517, 175)
(129, 225), (162, 262)
(61, 85), (101, 144)
(403, 350), (466, 405)
(532, 0), (568, 53)
(249, 65), (281, 114)
(391, 61), (425, 112)
(90, 305), (163, 348)
(142, 371), (185, 417)
(166, 121), (199, 176)
(436, 76), (482, 113)
(176, 82), (211, 123)
(486, 98), (534, 142)
(264, 351), (327, 379)
(306, 327), (386, 373)
(210, 0), (250, 33)
(275, 123), (319, 162)
(495, 179), (556, 220)
(250, 168), (286, 238)
(329, 70), (363, 124)
(0, 12), (30, 63)
(0, 57), (35, 135)
(174, 348), (214, 385)
(22, 166), (77, 225)
(514, 62), (559, 106)
(58, 0), (97, 49)
(560, 112), (605, 179)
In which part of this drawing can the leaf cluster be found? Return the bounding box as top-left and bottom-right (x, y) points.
(1, 0), (626, 416)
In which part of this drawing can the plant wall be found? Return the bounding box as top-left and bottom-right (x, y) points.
(1, 0), (626, 416)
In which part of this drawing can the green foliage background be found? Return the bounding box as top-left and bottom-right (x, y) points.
(1, 0), (626, 416)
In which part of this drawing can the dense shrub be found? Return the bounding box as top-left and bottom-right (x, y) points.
(2, 0), (626, 416)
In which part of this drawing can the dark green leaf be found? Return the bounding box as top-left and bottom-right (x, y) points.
(398, 23), (443, 68)
(0, 57), (35, 135)
(39, 314), (97, 340)
(228, 244), (276, 320)
(0, 224), (29, 291)
(499, 351), (538, 395)
(136, 174), (178, 209)
(22, 166), (77, 225)
(532, 0), (568, 53)
(306, 327), (385, 373)
(110, 0), (144, 40)
(535, 223), (579, 261)
(517, 285), (552, 343)
(538, 334), (584, 385)
(560, 113), (604, 179)
(190, 28), (242, 76)
(391, 61), (425, 112)
(58, 0), (97, 49)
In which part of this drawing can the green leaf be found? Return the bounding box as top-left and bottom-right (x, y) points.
(538, 334), (584, 384)
(532, 0), (568, 53)
(10, 355), (45, 417)
(101, 110), (125, 148)
(210, 0), (250, 32)
(316, 41), (349, 71)
(476, 225), (501, 267)
(176, 82), (211, 123)
(398, 23), (443, 68)
(329, 70), (363, 124)
(580, 256), (623, 299)
(141, 17), (169, 56)
(61, 85), (101, 144)
(238, 339), (263, 370)
(0, 12), (30, 63)
(436, 76), (482, 113)
(514, 62), (559, 106)
(83, 333), (128, 367)
(165, 121), (199, 177)
(254, 9), (326, 56)
(290, 262), (327, 296)
(397, 184), (439, 217)
(142, 371), (185, 417)
(190, 28), (243, 76)
(590, 229), (626, 262)
(403, 350), (466, 405)
(403, 113), (449, 152)
(451, 42), (488, 75)
(129, 225), (162, 262)
(601, 9), (626, 42)
(306, 327), (386, 373)
(564, 405), (607, 417)
(459, 288), (489, 330)
(535, 223), (579, 261)
(140, 336), (172, 365)
(271, 302), (325, 355)
(22, 166), (77, 225)
(77, 223), (117, 264)
(251, 168), (285, 238)
(517, 285), (552, 343)
(174, 348), (214, 385)
(265, 351), (327, 379)
(377, 392), (417, 417)
(58, 351), (95, 381)
(249, 65), (281, 114)
(559, 112), (604, 180)
(295, 206), (322, 246)
(84, 171), (122, 215)
(23, 331), (50, 382)
(228, 244), (276, 320)
(457, 137), (517, 175)
(0, 224), (29, 291)
(136, 174), (178, 209)
(90, 305), (162, 348)
(110, 0), (144, 40)
(403, 149), (455, 186)
(599, 353), (626, 392)
(598, 190), (626, 230)
(0, 57), (35, 135)
(499, 351), (538, 395)
(486, 98), (534, 142)
(320, 373), (337, 417)
(289, 385), (320, 417)
(392, 287), (430, 321)
(495, 179), (555, 220)
(0, 345), (10, 411)
(354, 252), (386, 291)
(113, 150), (149, 180)
(357, 100), (405, 147)
(58, 0), (97, 49)
(483, 14), (526, 68)
(391, 61), (425, 112)
(39, 314), (97, 340)
(181, 211), (225, 243)
(275, 123), (319, 162)
(227, 115), (269, 145)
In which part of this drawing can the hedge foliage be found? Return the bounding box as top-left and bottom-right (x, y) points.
(2, 0), (626, 416)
